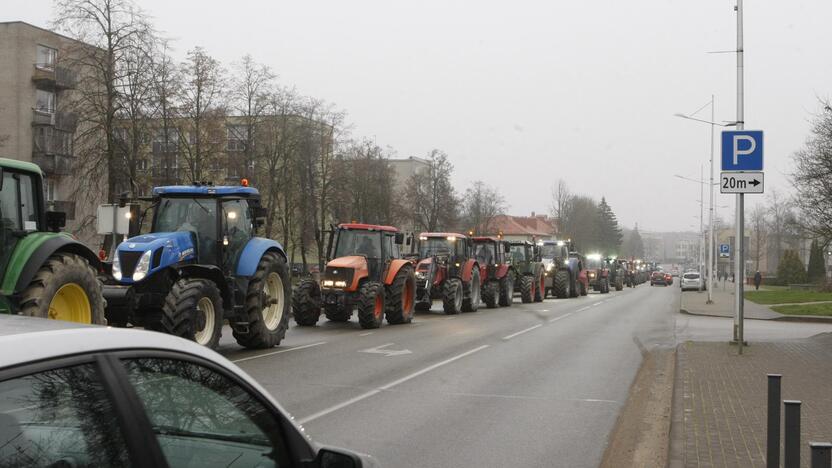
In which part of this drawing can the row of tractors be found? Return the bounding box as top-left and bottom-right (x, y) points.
(0, 158), (656, 352)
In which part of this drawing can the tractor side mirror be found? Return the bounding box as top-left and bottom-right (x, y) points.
(394, 232), (404, 245)
(252, 205), (267, 227)
(45, 211), (66, 232)
(504, 243), (511, 253)
(0, 167), (4, 190)
(406, 234), (412, 246)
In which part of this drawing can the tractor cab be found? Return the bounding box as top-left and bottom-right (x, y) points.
(538, 240), (570, 272)
(325, 223), (404, 283)
(508, 241), (539, 265)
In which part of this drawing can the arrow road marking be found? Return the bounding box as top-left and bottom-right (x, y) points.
(359, 342), (413, 357)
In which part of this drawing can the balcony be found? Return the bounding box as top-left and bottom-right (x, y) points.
(45, 200), (76, 220)
(32, 64), (77, 90)
(32, 110), (78, 132)
(32, 153), (74, 176)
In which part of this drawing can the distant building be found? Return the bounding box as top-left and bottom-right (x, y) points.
(388, 156), (430, 187)
(0, 21), (94, 221)
(485, 213), (557, 242)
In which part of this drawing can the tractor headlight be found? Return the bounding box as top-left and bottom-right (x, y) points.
(546, 263), (554, 271)
(132, 250), (152, 282)
(589, 272), (596, 278)
(322, 280), (347, 288)
(112, 253), (122, 281)
(415, 271), (427, 280)
(564, 260), (570, 266)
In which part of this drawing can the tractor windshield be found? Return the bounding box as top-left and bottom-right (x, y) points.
(154, 198), (218, 264)
(334, 230), (382, 259)
(419, 237), (454, 258)
(586, 258), (605, 270)
(509, 245), (527, 263)
(473, 242), (496, 265)
(539, 244), (560, 259)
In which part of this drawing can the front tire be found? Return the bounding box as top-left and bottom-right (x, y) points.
(19, 252), (106, 325)
(520, 275), (534, 303)
(158, 278), (223, 349)
(554, 270), (570, 299)
(462, 268), (480, 312)
(234, 252), (290, 349)
(534, 271), (545, 302)
(292, 279), (322, 326)
(357, 282), (385, 329)
(499, 274), (513, 307)
(482, 280), (499, 308)
(442, 279), (463, 315)
(385, 266), (416, 324)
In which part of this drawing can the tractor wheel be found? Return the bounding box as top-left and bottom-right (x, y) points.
(534, 272), (545, 302)
(292, 279), (322, 326)
(19, 252), (106, 325)
(462, 268), (480, 312)
(415, 301), (432, 311)
(233, 252), (291, 349)
(554, 270), (570, 299)
(580, 281), (588, 296)
(482, 280), (499, 308)
(325, 305), (351, 322)
(569, 273), (579, 298)
(158, 278), (223, 349)
(385, 266), (416, 325)
(498, 274), (513, 307)
(615, 279), (624, 291)
(519, 275), (534, 304)
(442, 279), (463, 315)
(357, 282), (385, 329)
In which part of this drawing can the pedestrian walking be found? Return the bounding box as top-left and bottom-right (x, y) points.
(753, 270), (762, 290)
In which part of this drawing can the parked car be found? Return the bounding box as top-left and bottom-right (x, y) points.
(680, 271), (705, 291)
(665, 273), (673, 285)
(0, 315), (372, 468)
(650, 271), (668, 286)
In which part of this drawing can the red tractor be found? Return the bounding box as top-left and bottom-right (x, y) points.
(472, 237), (516, 308)
(413, 233), (481, 314)
(568, 251), (590, 296)
(292, 223), (416, 329)
(585, 253), (611, 294)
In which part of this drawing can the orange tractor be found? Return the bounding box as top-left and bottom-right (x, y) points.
(412, 232), (481, 314)
(292, 223), (416, 329)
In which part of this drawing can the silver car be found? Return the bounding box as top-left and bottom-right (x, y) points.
(0, 315), (373, 468)
(680, 271), (705, 291)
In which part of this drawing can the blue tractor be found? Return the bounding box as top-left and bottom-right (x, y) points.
(102, 184), (290, 349)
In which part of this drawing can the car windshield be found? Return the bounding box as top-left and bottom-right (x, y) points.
(419, 237), (454, 258)
(684, 273), (700, 279)
(335, 229), (382, 258)
(474, 242), (496, 264)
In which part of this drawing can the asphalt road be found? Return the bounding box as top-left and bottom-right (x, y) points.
(214, 284), (832, 467)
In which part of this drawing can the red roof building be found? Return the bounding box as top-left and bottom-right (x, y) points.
(483, 213), (557, 241)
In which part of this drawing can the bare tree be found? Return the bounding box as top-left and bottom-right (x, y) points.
(462, 181), (506, 234)
(766, 188), (793, 270)
(148, 40), (181, 186)
(230, 55), (275, 181)
(749, 204), (768, 272)
(793, 100), (832, 245)
(177, 47), (226, 183)
(403, 149), (458, 232)
(549, 179), (572, 236)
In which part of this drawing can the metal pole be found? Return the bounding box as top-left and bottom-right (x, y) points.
(707, 94), (715, 303)
(734, 0), (746, 351)
(810, 442), (832, 468)
(784, 400), (801, 468)
(700, 164), (705, 292)
(767, 374), (781, 468)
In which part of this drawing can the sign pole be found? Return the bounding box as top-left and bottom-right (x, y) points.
(734, 0), (745, 353)
(707, 94), (715, 304)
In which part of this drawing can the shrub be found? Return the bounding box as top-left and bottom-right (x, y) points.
(777, 249), (808, 285)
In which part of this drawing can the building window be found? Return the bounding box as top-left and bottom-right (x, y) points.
(152, 129), (179, 154)
(36, 45), (57, 69)
(227, 125), (248, 152)
(35, 89), (56, 113)
(45, 177), (56, 201)
(137, 159), (148, 170)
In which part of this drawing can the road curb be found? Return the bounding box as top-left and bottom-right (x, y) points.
(680, 307), (832, 323)
(679, 308), (774, 321)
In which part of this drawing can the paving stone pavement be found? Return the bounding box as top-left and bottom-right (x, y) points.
(672, 334), (832, 467)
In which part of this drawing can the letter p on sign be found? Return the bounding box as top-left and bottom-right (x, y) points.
(722, 130), (763, 171)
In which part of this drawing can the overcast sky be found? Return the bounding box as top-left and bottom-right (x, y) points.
(5, 1), (832, 232)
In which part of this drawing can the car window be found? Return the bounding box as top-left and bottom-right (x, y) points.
(683, 273), (700, 279)
(0, 363), (132, 467)
(122, 358), (287, 468)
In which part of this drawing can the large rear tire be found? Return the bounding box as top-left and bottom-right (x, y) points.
(442, 278), (463, 315)
(569, 273), (579, 298)
(554, 270), (570, 299)
(157, 278), (223, 349)
(292, 279), (322, 326)
(499, 274), (513, 307)
(601, 278), (610, 294)
(415, 301), (432, 311)
(357, 281), (385, 329)
(233, 252), (290, 349)
(534, 271), (545, 302)
(385, 266), (416, 324)
(580, 280), (588, 296)
(482, 280), (498, 308)
(462, 268), (480, 312)
(325, 305), (351, 322)
(519, 275), (534, 304)
(19, 252), (106, 325)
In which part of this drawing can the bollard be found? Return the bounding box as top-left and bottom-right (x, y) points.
(767, 374), (782, 468)
(784, 400), (802, 468)
(810, 442), (832, 468)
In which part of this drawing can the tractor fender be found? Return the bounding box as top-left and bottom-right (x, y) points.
(235, 237), (287, 277)
(496, 264), (511, 279)
(8, 233), (101, 295)
(460, 259), (478, 283)
(384, 259), (413, 286)
(174, 264), (232, 309)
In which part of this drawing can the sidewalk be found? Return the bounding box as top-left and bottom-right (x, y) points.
(669, 334), (832, 467)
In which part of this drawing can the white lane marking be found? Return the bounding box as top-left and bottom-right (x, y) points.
(359, 342), (412, 357)
(540, 309), (550, 312)
(579, 398), (617, 403)
(549, 312), (573, 323)
(445, 316), (458, 320)
(359, 332), (373, 336)
(502, 324), (543, 340)
(297, 345), (489, 424)
(576, 306), (592, 312)
(592, 301), (604, 307)
(232, 341), (326, 363)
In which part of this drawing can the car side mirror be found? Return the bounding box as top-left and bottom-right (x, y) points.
(45, 211), (66, 232)
(315, 447), (364, 468)
(394, 232), (404, 245)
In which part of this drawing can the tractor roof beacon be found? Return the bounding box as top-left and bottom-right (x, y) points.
(102, 183), (290, 350)
(0, 158), (105, 325)
(292, 223), (417, 329)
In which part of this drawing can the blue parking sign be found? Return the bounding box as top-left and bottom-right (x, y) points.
(719, 243), (730, 258)
(722, 130), (763, 171)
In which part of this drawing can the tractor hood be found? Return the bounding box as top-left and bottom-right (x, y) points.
(114, 231), (196, 284)
(327, 255), (368, 270)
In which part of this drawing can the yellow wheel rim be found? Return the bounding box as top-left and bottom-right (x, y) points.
(48, 283), (92, 324)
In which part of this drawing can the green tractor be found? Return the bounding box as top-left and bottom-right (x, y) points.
(0, 158), (104, 324)
(508, 240), (545, 303)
